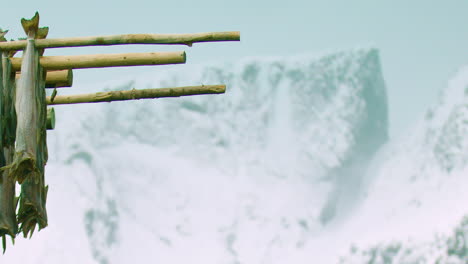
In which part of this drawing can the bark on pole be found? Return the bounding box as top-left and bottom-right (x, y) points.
(0, 31), (241, 50)
(46, 84), (226, 105)
(16, 69), (73, 88)
(10, 51), (186, 71)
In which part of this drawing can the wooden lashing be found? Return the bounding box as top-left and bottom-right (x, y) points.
(0, 11), (240, 252)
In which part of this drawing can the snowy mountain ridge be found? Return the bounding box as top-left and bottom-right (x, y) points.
(338, 65), (468, 263)
(0, 47), (466, 263)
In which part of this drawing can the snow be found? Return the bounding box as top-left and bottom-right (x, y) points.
(338, 65), (468, 263)
(1, 47), (467, 263)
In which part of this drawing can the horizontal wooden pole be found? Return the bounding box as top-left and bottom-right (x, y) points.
(10, 51), (186, 71)
(46, 84), (226, 105)
(16, 69), (73, 88)
(0, 31), (240, 51)
(45, 69), (73, 88)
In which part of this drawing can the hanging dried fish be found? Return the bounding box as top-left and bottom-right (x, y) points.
(9, 12), (40, 184)
(17, 62), (48, 237)
(13, 13), (49, 237)
(0, 29), (18, 252)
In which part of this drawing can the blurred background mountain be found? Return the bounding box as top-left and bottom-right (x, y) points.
(1, 1), (468, 263)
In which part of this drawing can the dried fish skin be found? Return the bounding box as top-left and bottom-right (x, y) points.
(17, 58), (49, 238)
(18, 96), (48, 237)
(0, 149), (18, 240)
(17, 172), (47, 237)
(7, 12), (49, 239)
(10, 30), (40, 184)
(0, 51), (18, 251)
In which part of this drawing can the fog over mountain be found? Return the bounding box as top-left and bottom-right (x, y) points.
(0, 48), (466, 264)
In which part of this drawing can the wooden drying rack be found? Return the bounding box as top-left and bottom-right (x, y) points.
(0, 11), (239, 252)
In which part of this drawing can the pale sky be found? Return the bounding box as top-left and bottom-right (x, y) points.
(2, 0), (468, 138)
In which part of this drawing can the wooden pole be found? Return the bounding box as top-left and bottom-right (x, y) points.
(0, 31), (241, 51)
(45, 69), (72, 88)
(46, 84), (226, 105)
(10, 51), (186, 71)
(16, 69), (73, 88)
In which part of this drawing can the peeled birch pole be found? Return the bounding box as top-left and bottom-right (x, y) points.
(16, 69), (73, 88)
(46, 84), (226, 105)
(10, 51), (186, 71)
(0, 31), (240, 51)
(44, 69), (72, 88)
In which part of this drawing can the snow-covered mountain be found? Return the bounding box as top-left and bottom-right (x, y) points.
(338, 65), (468, 263)
(0, 47), (389, 263)
(1, 46), (466, 264)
